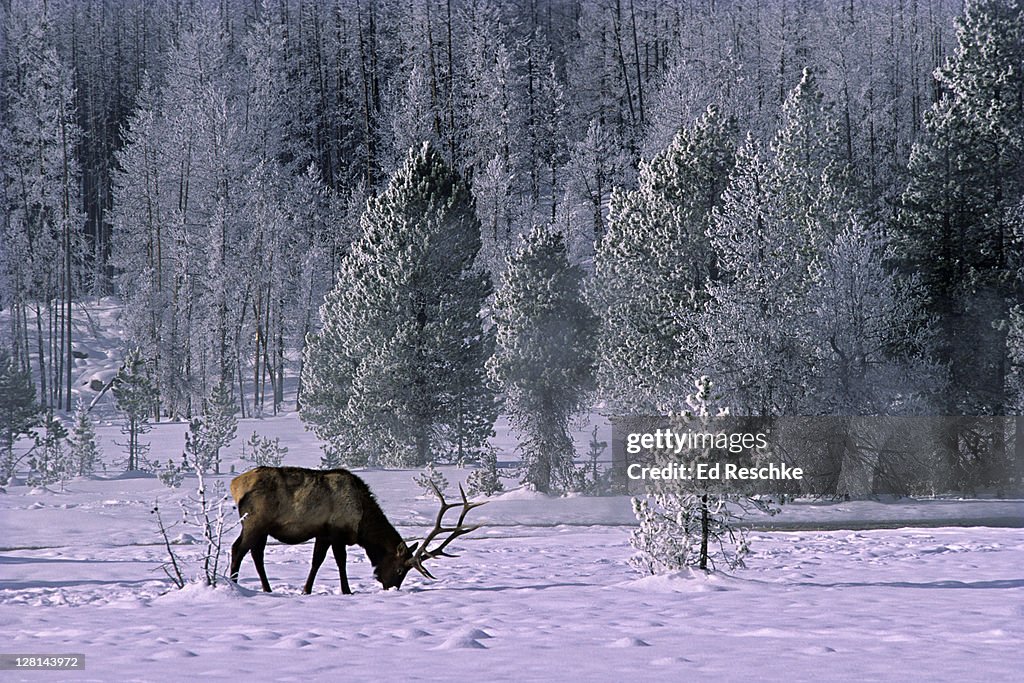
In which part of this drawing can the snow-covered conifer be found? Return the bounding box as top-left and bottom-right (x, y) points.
(0, 348), (42, 483)
(182, 418), (210, 473)
(699, 72), (850, 416)
(466, 449), (505, 497)
(413, 462), (450, 497)
(488, 225), (596, 493)
(591, 106), (736, 413)
(241, 432), (288, 468)
(301, 143), (494, 468)
(68, 399), (102, 476)
(629, 378), (776, 574)
(28, 416), (71, 488)
(201, 382), (237, 474)
(112, 348), (156, 471)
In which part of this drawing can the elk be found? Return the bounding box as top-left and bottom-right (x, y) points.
(228, 466), (484, 594)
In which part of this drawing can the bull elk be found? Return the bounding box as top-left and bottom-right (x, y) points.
(228, 466), (484, 594)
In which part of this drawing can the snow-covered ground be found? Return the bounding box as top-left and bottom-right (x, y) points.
(2, 423), (1023, 682)
(2, 298), (1023, 681)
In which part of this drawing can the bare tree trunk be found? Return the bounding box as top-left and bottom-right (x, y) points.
(56, 287), (64, 408)
(628, 0), (644, 124)
(61, 95), (74, 413)
(613, 0), (636, 125)
(1015, 417), (1024, 495)
(275, 293), (285, 413)
(49, 296), (57, 408)
(699, 494), (709, 570)
(21, 302), (32, 375)
(35, 305), (48, 411)
(253, 289), (263, 414)
(445, 0), (456, 163)
(355, 0), (379, 187)
(295, 262), (316, 410)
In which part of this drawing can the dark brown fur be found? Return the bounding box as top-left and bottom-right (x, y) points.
(229, 466), (414, 594)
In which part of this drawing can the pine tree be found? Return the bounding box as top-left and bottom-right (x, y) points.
(183, 417), (210, 473)
(69, 399), (102, 476)
(240, 431), (288, 468)
(806, 220), (943, 414)
(201, 381), (237, 474)
(29, 415), (71, 488)
(466, 448), (505, 497)
(770, 68), (853, 237)
(112, 348), (156, 471)
(629, 378), (777, 574)
(899, 0), (1024, 418)
(488, 225), (597, 494)
(699, 72), (851, 417)
(413, 461), (450, 497)
(301, 143), (494, 468)
(591, 106), (737, 414)
(0, 348), (42, 483)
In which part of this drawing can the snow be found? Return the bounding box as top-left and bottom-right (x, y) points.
(2, 418), (1023, 682)
(1, 298), (1022, 680)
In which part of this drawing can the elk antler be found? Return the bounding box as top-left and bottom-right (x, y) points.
(408, 482), (486, 579)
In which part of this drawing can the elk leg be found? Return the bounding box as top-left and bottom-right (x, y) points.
(229, 531), (248, 583)
(249, 536), (272, 593)
(331, 542), (352, 595)
(303, 536), (330, 594)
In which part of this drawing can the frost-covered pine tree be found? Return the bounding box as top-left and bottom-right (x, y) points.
(699, 136), (816, 416)
(182, 418), (210, 473)
(413, 461), (450, 497)
(699, 71), (850, 416)
(590, 106), (736, 414)
(0, 348), (42, 483)
(630, 378), (776, 574)
(301, 143), (494, 468)
(899, 0), (1024, 420)
(806, 220), (943, 414)
(240, 431), (288, 468)
(68, 399), (102, 476)
(28, 414), (73, 489)
(769, 68), (853, 241)
(488, 225), (597, 493)
(201, 382), (237, 474)
(466, 448), (505, 497)
(112, 348), (156, 471)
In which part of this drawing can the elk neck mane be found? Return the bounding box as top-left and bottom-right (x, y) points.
(344, 471), (403, 567)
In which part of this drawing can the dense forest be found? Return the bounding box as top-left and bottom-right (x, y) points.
(2, 0), (1023, 494)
